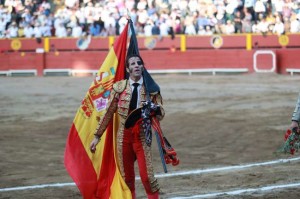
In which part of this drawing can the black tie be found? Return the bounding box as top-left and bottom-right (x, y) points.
(129, 83), (139, 111)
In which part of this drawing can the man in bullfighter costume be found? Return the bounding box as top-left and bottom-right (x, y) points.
(90, 53), (178, 198)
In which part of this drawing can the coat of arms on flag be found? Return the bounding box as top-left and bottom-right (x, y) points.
(64, 21), (131, 199)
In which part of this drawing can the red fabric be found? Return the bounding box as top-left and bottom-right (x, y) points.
(96, 122), (116, 198)
(122, 126), (157, 195)
(147, 191), (159, 199)
(113, 23), (128, 82)
(96, 23), (129, 198)
(64, 124), (98, 199)
(64, 23), (129, 199)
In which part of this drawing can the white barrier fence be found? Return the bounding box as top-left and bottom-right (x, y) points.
(0, 68), (249, 77)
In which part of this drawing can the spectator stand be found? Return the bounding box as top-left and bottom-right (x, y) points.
(0, 0), (300, 76)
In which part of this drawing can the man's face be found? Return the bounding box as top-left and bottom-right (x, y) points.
(127, 57), (144, 80)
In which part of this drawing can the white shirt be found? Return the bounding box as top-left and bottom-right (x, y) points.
(33, 26), (43, 38)
(144, 24), (153, 36)
(129, 77), (143, 109)
(7, 26), (18, 38)
(290, 19), (300, 33)
(0, 19), (6, 33)
(55, 25), (67, 37)
(72, 25), (83, 37)
(23, 26), (34, 38)
(273, 21), (284, 35)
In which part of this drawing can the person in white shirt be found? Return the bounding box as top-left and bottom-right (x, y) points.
(256, 17), (270, 35)
(104, 13), (116, 30)
(254, 0), (266, 14)
(272, 16), (285, 35)
(205, 26), (213, 35)
(21, 8), (32, 25)
(159, 20), (169, 36)
(0, 17), (6, 36)
(144, 19), (154, 36)
(23, 23), (34, 38)
(71, 23), (83, 38)
(290, 14), (300, 33)
(7, 21), (18, 38)
(184, 16), (196, 35)
(65, 0), (78, 9)
(55, 23), (67, 37)
(54, 15), (64, 30)
(198, 25), (207, 35)
(224, 20), (235, 34)
(41, 23), (52, 37)
(33, 22), (43, 38)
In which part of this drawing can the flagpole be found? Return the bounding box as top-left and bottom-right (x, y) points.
(126, 13), (168, 173)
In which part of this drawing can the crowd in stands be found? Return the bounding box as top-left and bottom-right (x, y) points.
(0, 0), (299, 39)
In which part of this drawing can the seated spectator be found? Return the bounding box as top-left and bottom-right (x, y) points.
(23, 23), (34, 38)
(33, 22), (42, 38)
(72, 23), (83, 38)
(159, 19), (169, 36)
(223, 20), (235, 34)
(144, 19), (154, 36)
(273, 16), (285, 35)
(89, 21), (100, 36)
(273, 0), (284, 14)
(282, 2), (292, 19)
(0, 0), (299, 38)
(205, 26), (213, 35)
(254, 0), (266, 19)
(151, 22), (160, 35)
(233, 10), (243, 33)
(184, 16), (196, 35)
(107, 24), (116, 36)
(41, 22), (52, 37)
(225, 1), (237, 22)
(266, 12), (276, 27)
(283, 16), (291, 34)
(242, 8), (253, 33)
(117, 16), (127, 35)
(0, 17), (6, 37)
(290, 13), (300, 33)
(198, 25), (206, 35)
(197, 12), (209, 30)
(256, 15), (269, 35)
(6, 21), (18, 38)
(65, 0), (79, 9)
(40, 0), (51, 16)
(21, 8), (32, 24)
(66, 27), (72, 37)
(99, 27), (108, 37)
(55, 22), (67, 37)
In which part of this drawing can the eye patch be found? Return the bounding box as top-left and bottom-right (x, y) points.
(130, 61), (143, 65)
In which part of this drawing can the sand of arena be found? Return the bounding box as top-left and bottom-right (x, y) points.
(1, 73), (300, 198)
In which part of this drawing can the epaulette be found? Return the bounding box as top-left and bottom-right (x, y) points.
(113, 79), (127, 93)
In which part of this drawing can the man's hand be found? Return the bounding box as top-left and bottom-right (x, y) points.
(142, 101), (161, 114)
(290, 120), (299, 130)
(90, 137), (100, 153)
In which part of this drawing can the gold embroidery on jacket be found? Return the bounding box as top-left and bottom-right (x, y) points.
(93, 79), (163, 191)
(116, 81), (131, 177)
(140, 128), (160, 192)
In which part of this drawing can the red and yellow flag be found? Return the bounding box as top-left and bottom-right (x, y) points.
(64, 22), (132, 199)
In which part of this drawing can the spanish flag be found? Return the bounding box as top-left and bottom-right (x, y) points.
(64, 22), (131, 199)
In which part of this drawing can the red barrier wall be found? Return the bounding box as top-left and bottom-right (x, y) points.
(0, 34), (300, 76)
(45, 51), (108, 70)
